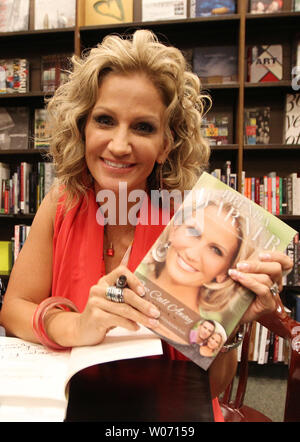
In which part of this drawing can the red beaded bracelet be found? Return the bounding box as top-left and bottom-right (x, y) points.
(32, 297), (79, 351)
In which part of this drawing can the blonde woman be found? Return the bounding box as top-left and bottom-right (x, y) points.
(1, 30), (292, 420)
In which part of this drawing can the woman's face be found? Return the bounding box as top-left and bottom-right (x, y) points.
(207, 333), (222, 351)
(84, 72), (170, 194)
(166, 204), (239, 287)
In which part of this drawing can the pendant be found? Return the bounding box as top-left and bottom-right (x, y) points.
(106, 242), (114, 257)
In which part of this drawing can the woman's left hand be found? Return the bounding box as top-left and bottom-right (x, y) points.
(228, 251), (293, 324)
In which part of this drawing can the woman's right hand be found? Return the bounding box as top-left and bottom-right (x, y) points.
(74, 265), (161, 346)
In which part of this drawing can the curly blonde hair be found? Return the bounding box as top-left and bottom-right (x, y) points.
(46, 29), (211, 207)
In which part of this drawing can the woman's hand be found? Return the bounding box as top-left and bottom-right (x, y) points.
(75, 265), (161, 346)
(228, 251), (293, 324)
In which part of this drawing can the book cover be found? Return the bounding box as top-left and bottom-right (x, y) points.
(0, 327), (162, 421)
(0, 107), (29, 150)
(83, 0), (133, 26)
(193, 46), (237, 83)
(142, 0), (187, 21)
(190, 0), (236, 17)
(41, 55), (70, 93)
(249, 0), (283, 13)
(134, 172), (297, 370)
(34, 0), (76, 29)
(248, 45), (283, 82)
(244, 107), (270, 145)
(284, 93), (300, 145)
(0, 0), (30, 32)
(201, 112), (230, 145)
(295, 0), (300, 11)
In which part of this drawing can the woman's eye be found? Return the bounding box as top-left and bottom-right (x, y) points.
(94, 115), (114, 126)
(212, 246), (223, 257)
(134, 122), (155, 134)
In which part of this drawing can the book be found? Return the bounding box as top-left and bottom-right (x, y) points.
(249, 0), (283, 13)
(0, 107), (29, 150)
(284, 93), (300, 145)
(0, 0), (30, 32)
(0, 59), (29, 94)
(201, 112), (230, 145)
(142, 0), (187, 21)
(41, 55), (70, 93)
(0, 241), (12, 275)
(34, 109), (51, 149)
(134, 172), (297, 370)
(81, 0), (133, 26)
(193, 46), (238, 84)
(244, 107), (270, 145)
(34, 0), (76, 30)
(247, 45), (283, 82)
(0, 327), (162, 422)
(190, 0), (236, 16)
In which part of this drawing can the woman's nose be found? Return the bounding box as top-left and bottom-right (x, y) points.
(108, 126), (132, 156)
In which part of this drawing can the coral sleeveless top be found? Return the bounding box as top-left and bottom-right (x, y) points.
(52, 188), (224, 422)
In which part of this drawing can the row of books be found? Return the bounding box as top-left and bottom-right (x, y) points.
(0, 107), (50, 151)
(0, 162), (55, 215)
(0, 225), (31, 276)
(1, 1), (300, 34)
(238, 320), (290, 365)
(0, 55), (70, 95)
(240, 172), (300, 216)
(286, 233), (300, 287)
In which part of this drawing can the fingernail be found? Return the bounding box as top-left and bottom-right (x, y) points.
(148, 318), (159, 327)
(137, 285), (146, 296)
(259, 252), (271, 260)
(237, 262), (249, 270)
(228, 269), (238, 277)
(150, 307), (160, 318)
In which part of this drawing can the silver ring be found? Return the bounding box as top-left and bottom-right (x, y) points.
(106, 286), (125, 303)
(270, 282), (279, 297)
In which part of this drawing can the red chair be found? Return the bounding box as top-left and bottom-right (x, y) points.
(219, 296), (300, 422)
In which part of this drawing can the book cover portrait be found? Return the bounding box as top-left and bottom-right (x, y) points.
(135, 173), (296, 370)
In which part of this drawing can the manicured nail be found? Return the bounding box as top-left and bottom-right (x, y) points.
(259, 252), (271, 260)
(137, 285), (146, 296)
(148, 318), (159, 328)
(150, 307), (160, 318)
(228, 269), (238, 277)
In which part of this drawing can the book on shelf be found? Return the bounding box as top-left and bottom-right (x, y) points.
(249, 0), (283, 13)
(247, 45), (283, 83)
(190, 0), (236, 16)
(0, 59), (29, 94)
(0, 163), (10, 213)
(79, 0), (133, 26)
(134, 171), (297, 371)
(141, 0), (187, 21)
(201, 112), (230, 146)
(33, 0), (76, 30)
(193, 46), (238, 84)
(244, 107), (270, 145)
(284, 93), (300, 145)
(0, 0), (30, 32)
(0, 241), (12, 276)
(295, 0), (300, 11)
(41, 54), (70, 93)
(0, 327), (162, 421)
(34, 108), (51, 149)
(0, 107), (30, 150)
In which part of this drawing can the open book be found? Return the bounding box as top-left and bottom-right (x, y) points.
(0, 326), (162, 422)
(135, 172), (297, 370)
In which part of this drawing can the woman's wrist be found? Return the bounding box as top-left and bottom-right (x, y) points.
(32, 297), (80, 350)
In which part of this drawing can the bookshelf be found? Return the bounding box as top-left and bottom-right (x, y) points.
(0, 0), (299, 321)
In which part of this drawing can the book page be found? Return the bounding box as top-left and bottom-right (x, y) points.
(65, 326), (162, 387)
(0, 337), (70, 421)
